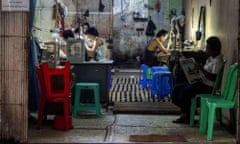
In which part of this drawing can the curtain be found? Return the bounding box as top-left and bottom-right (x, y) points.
(28, 0), (39, 112)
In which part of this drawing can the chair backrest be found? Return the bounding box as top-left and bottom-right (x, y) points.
(223, 64), (238, 101)
(221, 63), (238, 100)
(42, 61), (71, 99)
(211, 60), (226, 95)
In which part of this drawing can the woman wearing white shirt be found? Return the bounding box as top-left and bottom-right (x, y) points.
(172, 36), (224, 124)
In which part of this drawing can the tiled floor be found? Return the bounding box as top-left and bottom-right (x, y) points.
(28, 70), (236, 143)
(28, 110), (236, 143)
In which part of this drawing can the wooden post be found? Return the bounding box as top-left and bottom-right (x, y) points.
(0, 1), (29, 143)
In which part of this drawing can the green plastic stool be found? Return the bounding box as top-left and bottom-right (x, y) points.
(72, 83), (101, 117)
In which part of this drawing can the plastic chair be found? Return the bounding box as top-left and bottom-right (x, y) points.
(197, 63), (237, 128)
(199, 63), (238, 141)
(36, 61), (73, 130)
(189, 61), (226, 127)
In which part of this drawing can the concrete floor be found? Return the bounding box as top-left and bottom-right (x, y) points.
(28, 109), (236, 143)
(28, 69), (236, 143)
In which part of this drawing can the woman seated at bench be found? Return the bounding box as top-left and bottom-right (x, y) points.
(143, 29), (172, 66)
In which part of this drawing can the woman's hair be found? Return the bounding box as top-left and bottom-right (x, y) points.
(82, 22), (90, 28)
(62, 29), (74, 39)
(85, 27), (99, 37)
(74, 22), (90, 34)
(156, 29), (168, 37)
(206, 36), (221, 54)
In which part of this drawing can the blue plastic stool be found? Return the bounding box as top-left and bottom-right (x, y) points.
(139, 64), (152, 88)
(149, 66), (170, 89)
(150, 71), (173, 100)
(151, 66), (170, 73)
